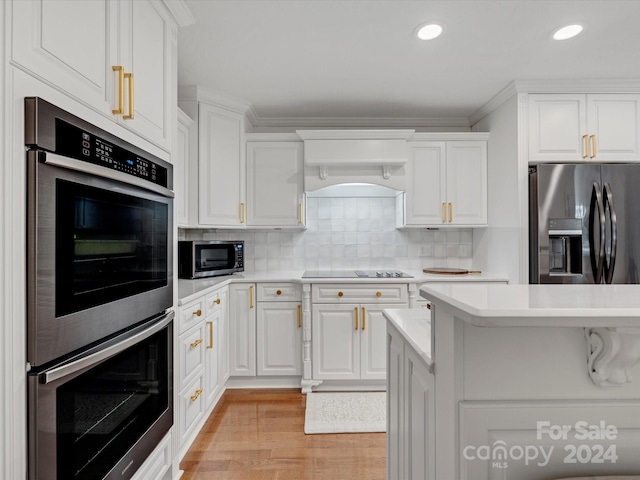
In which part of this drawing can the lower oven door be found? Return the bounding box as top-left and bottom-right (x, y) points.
(28, 312), (174, 480)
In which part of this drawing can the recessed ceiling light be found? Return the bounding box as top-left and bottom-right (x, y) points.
(552, 24), (584, 40)
(416, 23), (443, 41)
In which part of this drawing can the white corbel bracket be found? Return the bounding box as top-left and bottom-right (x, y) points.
(585, 327), (640, 386)
(382, 165), (392, 179)
(319, 166), (328, 180)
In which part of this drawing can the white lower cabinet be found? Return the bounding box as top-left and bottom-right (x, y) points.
(130, 431), (172, 480)
(387, 322), (435, 480)
(177, 285), (228, 459)
(311, 284), (408, 382)
(229, 283), (257, 376)
(230, 282), (303, 377)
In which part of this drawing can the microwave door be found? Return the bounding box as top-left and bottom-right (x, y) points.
(533, 163), (601, 284)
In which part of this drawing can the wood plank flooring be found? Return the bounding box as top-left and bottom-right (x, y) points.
(180, 389), (386, 480)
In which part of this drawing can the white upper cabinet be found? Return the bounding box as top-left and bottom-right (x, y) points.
(403, 137), (488, 227)
(529, 93), (640, 162)
(12, 0), (177, 151)
(175, 109), (193, 226)
(198, 103), (247, 227)
(246, 140), (304, 227)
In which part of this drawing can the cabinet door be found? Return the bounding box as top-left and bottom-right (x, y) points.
(199, 103), (246, 226)
(360, 304), (394, 380)
(257, 302), (302, 375)
(204, 312), (219, 407)
(175, 109), (193, 226)
(11, 0), (117, 116)
(229, 284), (256, 376)
(177, 322), (206, 391)
(587, 94), (640, 161)
(445, 141), (488, 226)
(246, 142), (304, 227)
(219, 287), (230, 382)
(311, 304), (360, 380)
(387, 325), (405, 480)
(528, 94), (587, 162)
(404, 142), (446, 225)
(404, 348), (436, 480)
(118, 0), (175, 151)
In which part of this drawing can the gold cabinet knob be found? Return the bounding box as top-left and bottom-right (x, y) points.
(193, 309), (202, 317)
(338, 291), (344, 297)
(215, 298), (221, 305)
(376, 292), (382, 297)
(190, 338), (203, 348)
(276, 290), (282, 296)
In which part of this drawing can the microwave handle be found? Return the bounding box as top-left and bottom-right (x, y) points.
(41, 311), (174, 384)
(36, 151), (175, 199)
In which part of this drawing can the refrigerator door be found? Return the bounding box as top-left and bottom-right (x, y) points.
(530, 163), (601, 284)
(601, 164), (640, 284)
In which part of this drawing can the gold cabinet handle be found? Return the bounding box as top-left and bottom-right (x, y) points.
(426, 303), (432, 310)
(354, 307), (359, 330)
(376, 291), (382, 298)
(276, 289), (282, 296)
(582, 134), (589, 159)
(240, 203), (245, 224)
(338, 291), (344, 298)
(249, 285), (254, 308)
(362, 307), (366, 330)
(207, 321), (213, 349)
(442, 202), (446, 223)
(123, 72), (134, 119)
(112, 66), (124, 114)
(297, 304), (302, 328)
(190, 388), (203, 402)
(190, 338), (203, 348)
(193, 309), (202, 317)
(590, 135), (597, 158)
(448, 202), (453, 223)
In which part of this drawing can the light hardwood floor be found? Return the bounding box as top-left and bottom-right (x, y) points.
(180, 389), (386, 480)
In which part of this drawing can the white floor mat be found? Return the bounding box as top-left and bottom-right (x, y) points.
(304, 391), (386, 434)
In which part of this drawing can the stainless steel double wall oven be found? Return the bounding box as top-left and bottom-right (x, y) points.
(26, 98), (174, 480)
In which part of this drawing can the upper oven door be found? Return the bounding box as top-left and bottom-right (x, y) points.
(27, 150), (174, 368)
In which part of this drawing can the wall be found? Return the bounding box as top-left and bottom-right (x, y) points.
(471, 94), (521, 284)
(180, 195), (474, 272)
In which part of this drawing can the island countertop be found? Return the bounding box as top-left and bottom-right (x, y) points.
(420, 283), (640, 327)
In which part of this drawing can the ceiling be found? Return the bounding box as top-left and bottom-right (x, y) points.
(178, 0), (640, 127)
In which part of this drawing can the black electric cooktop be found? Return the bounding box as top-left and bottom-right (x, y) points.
(302, 270), (413, 279)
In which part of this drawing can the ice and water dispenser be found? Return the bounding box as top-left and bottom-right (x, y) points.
(548, 218), (583, 275)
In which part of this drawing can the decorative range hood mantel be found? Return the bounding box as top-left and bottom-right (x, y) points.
(297, 130), (414, 190)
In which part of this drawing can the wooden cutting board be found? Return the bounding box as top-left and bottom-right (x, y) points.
(422, 267), (482, 275)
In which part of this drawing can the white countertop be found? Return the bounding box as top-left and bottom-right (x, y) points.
(383, 308), (433, 370)
(420, 283), (640, 327)
(178, 269), (508, 305)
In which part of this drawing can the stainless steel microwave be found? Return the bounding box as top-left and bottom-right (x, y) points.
(178, 240), (244, 279)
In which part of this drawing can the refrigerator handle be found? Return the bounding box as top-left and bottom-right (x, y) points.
(589, 182), (606, 283)
(603, 183), (618, 284)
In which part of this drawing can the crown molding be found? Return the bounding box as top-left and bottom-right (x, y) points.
(245, 113), (470, 129)
(409, 132), (490, 142)
(161, 0), (195, 27)
(470, 78), (640, 125)
(178, 85), (252, 114)
(296, 129), (415, 141)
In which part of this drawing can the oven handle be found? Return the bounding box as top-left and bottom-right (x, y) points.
(38, 151), (175, 199)
(41, 311), (174, 384)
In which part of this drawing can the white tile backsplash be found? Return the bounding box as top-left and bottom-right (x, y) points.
(179, 196), (474, 272)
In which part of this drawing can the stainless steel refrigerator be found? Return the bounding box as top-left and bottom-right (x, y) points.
(529, 163), (640, 284)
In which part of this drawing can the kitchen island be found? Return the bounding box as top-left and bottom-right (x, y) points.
(384, 284), (640, 480)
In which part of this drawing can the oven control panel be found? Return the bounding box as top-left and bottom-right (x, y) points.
(54, 119), (168, 188)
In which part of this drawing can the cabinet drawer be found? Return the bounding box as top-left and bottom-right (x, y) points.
(257, 283), (302, 302)
(312, 284), (408, 303)
(178, 323), (206, 390)
(179, 374), (205, 446)
(205, 289), (223, 315)
(180, 298), (205, 334)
